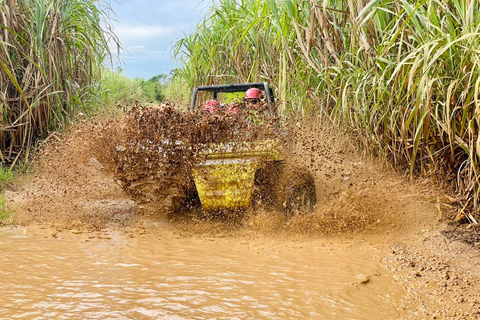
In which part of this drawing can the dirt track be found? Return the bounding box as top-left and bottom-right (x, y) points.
(4, 111), (480, 319)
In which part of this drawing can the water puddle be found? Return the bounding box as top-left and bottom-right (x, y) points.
(0, 227), (406, 319)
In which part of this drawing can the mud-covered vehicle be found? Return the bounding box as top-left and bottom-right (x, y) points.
(188, 82), (316, 217)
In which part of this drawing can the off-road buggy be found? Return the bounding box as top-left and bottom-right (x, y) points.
(187, 82), (317, 217)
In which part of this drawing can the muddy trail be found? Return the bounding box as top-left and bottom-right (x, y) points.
(3, 106), (480, 319)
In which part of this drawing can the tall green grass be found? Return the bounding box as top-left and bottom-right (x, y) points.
(163, 76), (191, 108)
(99, 68), (148, 106)
(99, 68), (169, 107)
(0, 194), (14, 227)
(0, 165), (14, 188)
(0, 0), (118, 166)
(173, 0), (480, 216)
(0, 165), (15, 227)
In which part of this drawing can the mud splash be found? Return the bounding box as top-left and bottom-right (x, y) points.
(8, 106), (436, 236)
(8, 119), (137, 230)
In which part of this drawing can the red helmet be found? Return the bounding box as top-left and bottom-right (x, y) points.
(203, 99), (220, 113)
(244, 88), (262, 99)
(226, 102), (239, 114)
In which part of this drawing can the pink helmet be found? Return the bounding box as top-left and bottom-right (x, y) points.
(203, 99), (220, 113)
(244, 88), (262, 99)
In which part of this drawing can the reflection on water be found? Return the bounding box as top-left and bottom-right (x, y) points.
(0, 227), (404, 319)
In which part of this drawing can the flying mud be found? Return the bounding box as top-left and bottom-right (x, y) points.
(9, 105), (429, 236)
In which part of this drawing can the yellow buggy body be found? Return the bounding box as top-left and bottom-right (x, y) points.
(193, 139), (280, 211)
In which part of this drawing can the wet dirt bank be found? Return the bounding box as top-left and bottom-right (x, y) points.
(3, 113), (480, 319)
(385, 230), (480, 319)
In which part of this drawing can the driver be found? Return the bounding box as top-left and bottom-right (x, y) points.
(226, 88), (263, 114)
(243, 88), (268, 125)
(243, 88), (263, 110)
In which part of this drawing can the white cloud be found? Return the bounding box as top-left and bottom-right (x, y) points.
(115, 25), (178, 40)
(122, 48), (170, 62)
(105, 0), (211, 78)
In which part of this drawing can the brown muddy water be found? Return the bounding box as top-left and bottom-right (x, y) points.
(0, 226), (406, 319)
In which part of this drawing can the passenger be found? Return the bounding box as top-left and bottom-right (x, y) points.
(226, 101), (240, 114)
(202, 99), (220, 113)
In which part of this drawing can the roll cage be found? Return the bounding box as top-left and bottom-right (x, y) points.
(190, 82), (275, 112)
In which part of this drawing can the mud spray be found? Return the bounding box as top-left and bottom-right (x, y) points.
(8, 104), (436, 239)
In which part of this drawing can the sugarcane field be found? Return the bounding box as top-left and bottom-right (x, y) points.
(2, 1), (480, 319)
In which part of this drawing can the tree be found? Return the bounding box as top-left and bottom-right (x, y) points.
(138, 74), (170, 102)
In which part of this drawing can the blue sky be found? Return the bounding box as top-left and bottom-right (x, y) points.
(105, 0), (211, 79)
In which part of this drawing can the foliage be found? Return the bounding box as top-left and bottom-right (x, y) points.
(0, 165), (15, 227)
(0, 194), (14, 227)
(0, 0), (118, 166)
(100, 68), (147, 106)
(173, 0), (480, 216)
(0, 165), (14, 188)
(164, 73), (191, 108)
(100, 69), (169, 105)
(137, 74), (169, 102)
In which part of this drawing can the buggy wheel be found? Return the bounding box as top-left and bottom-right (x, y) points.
(277, 168), (316, 218)
(251, 161), (282, 210)
(170, 179), (203, 218)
